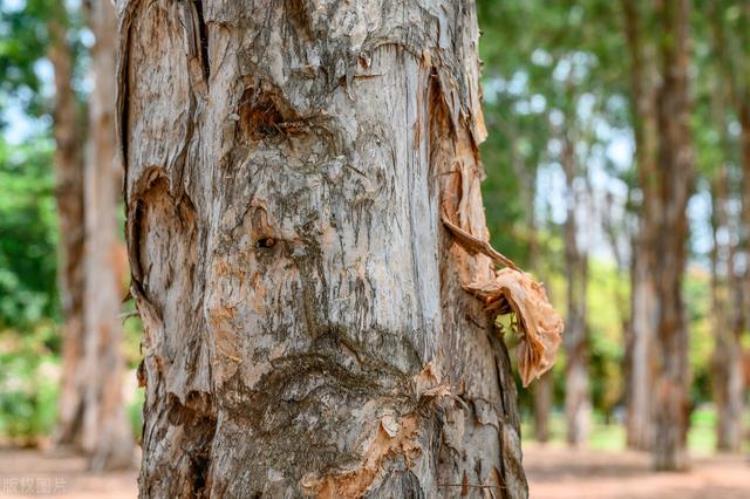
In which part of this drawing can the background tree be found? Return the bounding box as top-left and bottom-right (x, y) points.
(48, 0), (87, 450)
(80, 0), (133, 471)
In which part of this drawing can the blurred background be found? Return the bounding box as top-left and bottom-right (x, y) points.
(0, 0), (749, 497)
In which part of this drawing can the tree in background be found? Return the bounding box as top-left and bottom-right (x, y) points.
(651, 0), (694, 470)
(0, 0), (134, 468)
(559, 92), (592, 447)
(705, 0), (747, 452)
(48, 0), (87, 451)
(80, 0), (133, 470)
(620, 0), (659, 452)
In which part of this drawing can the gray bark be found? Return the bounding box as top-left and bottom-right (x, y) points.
(118, 0), (528, 497)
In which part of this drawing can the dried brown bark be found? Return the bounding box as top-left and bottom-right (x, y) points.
(81, 0), (134, 471)
(49, 0), (86, 450)
(118, 1), (530, 497)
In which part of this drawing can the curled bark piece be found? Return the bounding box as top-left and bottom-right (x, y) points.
(441, 214), (563, 386)
(441, 212), (520, 271)
(465, 268), (563, 386)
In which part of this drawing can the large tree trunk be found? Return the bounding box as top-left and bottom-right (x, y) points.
(651, 0), (694, 471)
(81, 0), (134, 471)
(49, 0), (86, 450)
(118, 1), (529, 497)
(561, 129), (590, 447)
(621, 0), (659, 451)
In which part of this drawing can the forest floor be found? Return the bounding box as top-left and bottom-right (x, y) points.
(0, 445), (748, 498)
(524, 442), (750, 498)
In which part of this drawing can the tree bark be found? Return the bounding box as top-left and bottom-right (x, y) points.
(81, 0), (134, 471)
(651, 0), (694, 471)
(118, 1), (528, 497)
(561, 126), (590, 447)
(49, 0), (87, 450)
(621, 0), (658, 451)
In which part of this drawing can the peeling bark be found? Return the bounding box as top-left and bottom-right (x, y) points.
(118, 1), (529, 497)
(81, 0), (134, 471)
(49, 0), (86, 450)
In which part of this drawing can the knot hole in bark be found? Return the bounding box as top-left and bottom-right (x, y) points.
(248, 206), (279, 253)
(238, 86), (286, 141)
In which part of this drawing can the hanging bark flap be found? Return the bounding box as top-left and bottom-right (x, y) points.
(464, 268), (563, 387)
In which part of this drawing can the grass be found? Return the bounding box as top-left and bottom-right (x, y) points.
(521, 407), (750, 454)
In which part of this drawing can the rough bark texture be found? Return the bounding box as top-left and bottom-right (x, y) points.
(561, 128), (589, 448)
(118, 1), (528, 497)
(81, 0), (135, 471)
(650, 0), (693, 471)
(49, 0), (87, 450)
(621, 0), (658, 452)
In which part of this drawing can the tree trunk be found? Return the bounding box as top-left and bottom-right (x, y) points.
(81, 0), (134, 471)
(651, 0), (693, 471)
(118, 1), (529, 497)
(709, 167), (743, 452)
(621, 0), (659, 451)
(49, 0), (86, 450)
(561, 129), (590, 447)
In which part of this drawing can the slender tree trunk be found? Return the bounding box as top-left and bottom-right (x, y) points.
(651, 0), (694, 471)
(706, 8), (745, 448)
(81, 0), (134, 471)
(561, 130), (590, 447)
(119, 1), (529, 497)
(709, 168), (744, 452)
(531, 207), (552, 444)
(49, 0), (86, 450)
(621, 0), (659, 451)
(503, 118), (551, 444)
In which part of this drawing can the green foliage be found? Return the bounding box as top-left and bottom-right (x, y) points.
(0, 325), (59, 442)
(0, 136), (59, 329)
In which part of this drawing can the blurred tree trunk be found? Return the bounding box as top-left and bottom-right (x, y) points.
(119, 1), (529, 497)
(561, 127), (590, 447)
(621, 0), (658, 451)
(49, 0), (86, 450)
(709, 168), (743, 452)
(650, 0), (694, 471)
(503, 117), (551, 443)
(81, 0), (134, 471)
(707, 5), (745, 450)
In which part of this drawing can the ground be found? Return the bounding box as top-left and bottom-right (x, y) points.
(524, 443), (750, 499)
(0, 445), (748, 498)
